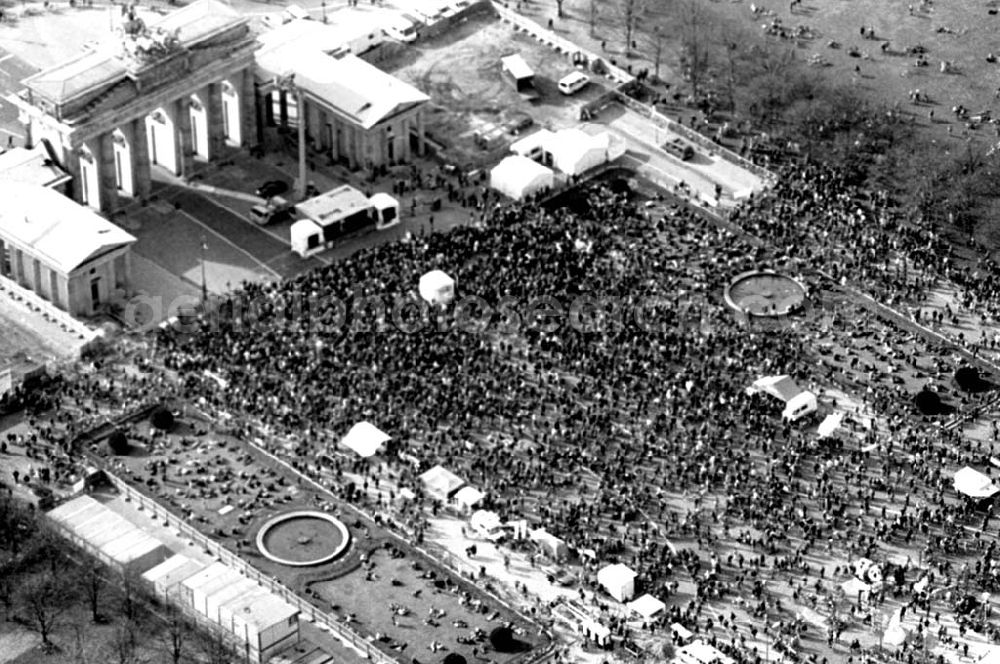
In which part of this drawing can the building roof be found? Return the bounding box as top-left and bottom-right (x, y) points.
(152, 0), (243, 44)
(0, 184), (136, 275)
(23, 0), (246, 104)
(0, 144), (71, 188)
(181, 561), (241, 594)
(223, 586), (299, 631)
(255, 48), (428, 129)
(142, 554), (204, 590)
(500, 53), (533, 80)
(47, 495), (166, 566)
(257, 14), (386, 56)
(296, 184), (371, 226)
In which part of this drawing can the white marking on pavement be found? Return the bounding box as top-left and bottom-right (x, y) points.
(177, 209), (282, 280)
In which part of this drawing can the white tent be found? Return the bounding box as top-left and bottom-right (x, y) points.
(954, 466), (1000, 499)
(783, 390), (817, 422)
(597, 563), (637, 602)
(677, 641), (736, 664)
(627, 593), (666, 620)
(453, 485), (484, 510)
(547, 128), (609, 176)
(419, 269), (455, 305)
(490, 155), (554, 200)
(748, 374), (802, 401)
(341, 421), (390, 457)
(419, 464), (464, 502)
(530, 528), (569, 561)
(817, 412), (844, 438)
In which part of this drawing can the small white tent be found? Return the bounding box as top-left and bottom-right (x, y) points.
(627, 593), (666, 620)
(597, 563), (637, 602)
(419, 269), (455, 305)
(747, 374), (816, 422)
(419, 464), (464, 502)
(490, 155), (554, 200)
(817, 412), (844, 438)
(530, 528), (569, 561)
(470, 509), (505, 541)
(341, 421), (390, 457)
(453, 485), (484, 511)
(954, 466), (1000, 499)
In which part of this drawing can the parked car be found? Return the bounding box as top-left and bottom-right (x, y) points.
(506, 112), (534, 135)
(255, 180), (290, 200)
(558, 71), (590, 95)
(663, 137), (694, 161)
(248, 197), (295, 225)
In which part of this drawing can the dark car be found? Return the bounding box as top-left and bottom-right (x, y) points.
(255, 180), (290, 200)
(663, 137), (695, 161)
(506, 113), (534, 136)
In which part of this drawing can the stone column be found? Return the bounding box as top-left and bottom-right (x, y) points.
(207, 82), (225, 160)
(97, 133), (119, 214)
(57, 274), (70, 313)
(131, 117), (151, 199)
(278, 90), (289, 129)
(253, 81), (267, 148)
(63, 148), (84, 207)
(241, 69), (257, 149)
(175, 98), (194, 179)
(417, 109), (426, 156)
(0, 239), (6, 278)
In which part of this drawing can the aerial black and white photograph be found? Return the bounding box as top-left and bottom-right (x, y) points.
(1, 0), (1000, 663)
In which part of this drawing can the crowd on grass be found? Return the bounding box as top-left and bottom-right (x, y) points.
(5, 149), (1000, 663)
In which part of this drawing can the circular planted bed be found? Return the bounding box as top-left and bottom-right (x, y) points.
(725, 270), (807, 317)
(255, 510), (351, 566)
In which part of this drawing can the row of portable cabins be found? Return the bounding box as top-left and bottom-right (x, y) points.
(47, 495), (299, 663)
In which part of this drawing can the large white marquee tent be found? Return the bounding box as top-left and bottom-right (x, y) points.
(490, 155), (554, 200)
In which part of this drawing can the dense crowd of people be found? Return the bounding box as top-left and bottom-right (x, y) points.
(6, 149), (1000, 663)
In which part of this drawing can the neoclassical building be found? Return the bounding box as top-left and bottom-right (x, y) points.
(9, 0), (258, 214)
(255, 18), (429, 170)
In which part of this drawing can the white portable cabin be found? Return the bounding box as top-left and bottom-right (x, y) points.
(180, 562), (242, 614)
(46, 495), (170, 575)
(419, 269), (455, 305)
(500, 53), (537, 98)
(490, 155), (554, 200)
(291, 185), (399, 257)
(142, 554), (205, 600)
(597, 562), (637, 602)
(221, 590), (300, 661)
(747, 374), (817, 422)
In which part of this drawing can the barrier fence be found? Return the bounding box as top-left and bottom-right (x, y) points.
(102, 471), (399, 664)
(611, 91), (776, 184)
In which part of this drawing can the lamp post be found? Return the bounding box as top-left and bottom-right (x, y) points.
(322, 0), (327, 22)
(277, 74), (308, 200)
(200, 237), (208, 305)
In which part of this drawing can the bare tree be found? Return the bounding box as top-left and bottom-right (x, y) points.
(645, 25), (666, 81)
(106, 620), (143, 664)
(677, 0), (711, 100)
(159, 606), (190, 664)
(79, 562), (107, 623)
(18, 572), (76, 651)
(621, 0), (644, 57)
(198, 629), (235, 664)
(120, 570), (141, 622)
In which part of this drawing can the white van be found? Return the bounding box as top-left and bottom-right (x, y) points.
(558, 71), (590, 95)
